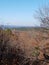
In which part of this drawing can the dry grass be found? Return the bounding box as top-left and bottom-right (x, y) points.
(0, 28), (49, 65)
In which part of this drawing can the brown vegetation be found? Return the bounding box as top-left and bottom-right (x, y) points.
(0, 28), (49, 65)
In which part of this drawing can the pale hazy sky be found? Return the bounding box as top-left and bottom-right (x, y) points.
(0, 0), (49, 26)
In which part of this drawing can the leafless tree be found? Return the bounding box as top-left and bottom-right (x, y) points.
(35, 7), (49, 28)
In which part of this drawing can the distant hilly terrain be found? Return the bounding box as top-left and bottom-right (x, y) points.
(0, 25), (47, 30)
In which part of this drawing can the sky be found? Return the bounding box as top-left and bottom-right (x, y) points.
(0, 0), (49, 26)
